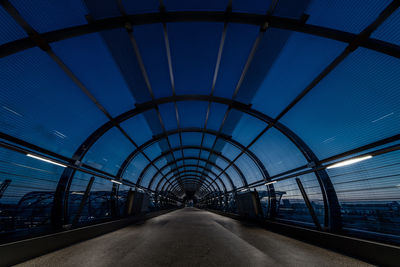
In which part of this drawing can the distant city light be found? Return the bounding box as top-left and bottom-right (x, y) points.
(265, 181), (277, 186)
(26, 153), (67, 168)
(111, 180), (122, 185)
(327, 155), (372, 169)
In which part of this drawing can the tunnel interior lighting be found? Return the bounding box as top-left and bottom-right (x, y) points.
(111, 180), (122, 185)
(26, 153), (67, 168)
(326, 155), (372, 169)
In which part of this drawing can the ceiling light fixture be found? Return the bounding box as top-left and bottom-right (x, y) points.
(327, 155), (372, 169)
(26, 153), (67, 168)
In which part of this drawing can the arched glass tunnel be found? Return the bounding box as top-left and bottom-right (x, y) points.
(0, 0), (400, 254)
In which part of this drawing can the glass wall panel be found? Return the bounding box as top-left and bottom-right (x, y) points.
(230, 111), (266, 147)
(123, 153), (149, 183)
(0, 147), (62, 236)
(328, 150), (400, 241)
(234, 153), (263, 184)
(250, 128), (307, 176)
(282, 48), (400, 159)
(52, 33), (135, 117)
(306, 0), (391, 34)
(0, 47), (108, 157)
(252, 31), (346, 117)
(68, 171), (113, 225)
(83, 127), (135, 175)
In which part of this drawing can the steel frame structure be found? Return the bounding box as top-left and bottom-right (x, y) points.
(0, 0), (398, 232)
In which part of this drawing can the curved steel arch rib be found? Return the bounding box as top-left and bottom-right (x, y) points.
(54, 94), (337, 230)
(1, 11), (399, 59)
(157, 165), (225, 192)
(158, 160), (231, 193)
(167, 175), (218, 194)
(118, 127), (251, 187)
(144, 156), (234, 190)
(137, 146), (245, 187)
(170, 180), (213, 196)
(157, 165), (228, 192)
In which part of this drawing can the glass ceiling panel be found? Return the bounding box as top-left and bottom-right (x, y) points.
(177, 101), (208, 128)
(142, 109), (164, 135)
(12, 0), (88, 33)
(183, 159), (199, 166)
(181, 149), (200, 158)
(173, 150), (183, 160)
(306, 0), (391, 34)
(98, 28), (153, 103)
(203, 134), (216, 148)
(158, 103), (178, 131)
(150, 173), (162, 190)
(164, 0), (228, 11)
(250, 128), (307, 176)
(83, 127), (135, 175)
(140, 165), (158, 187)
(0, 6), (27, 45)
(121, 0), (159, 14)
(120, 113), (153, 147)
(235, 153), (263, 184)
(207, 103), (228, 131)
(134, 23), (173, 99)
(232, 0), (272, 14)
(273, 0), (312, 19)
(168, 22), (223, 95)
(52, 33), (135, 117)
(200, 150), (210, 160)
(230, 111), (266, 147)
(372, 9), (400, 46)
(281, 48), (400, 159)
(155, 157), (168, 169)
(181, 132), (202, 146)
(84, 0), (120, 19)
(0, 47), (107, 157)
(142, 142), (163, 160)
(197, 160), (206, 168)
(214, 23), (259, 98)
(251, 31), (346, 117)
(214, 157), (229, 170)
(168, 134), (180, 148)
(218, 140), (241, 161)
(123, 153), (149, 183)
(224, 165), (244, 186)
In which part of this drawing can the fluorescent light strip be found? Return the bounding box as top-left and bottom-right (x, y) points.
(26, 154), (67, 168)
(265, 181), (277, 186)
(327, 155), (372, 169)
(111, 179), (122, 185)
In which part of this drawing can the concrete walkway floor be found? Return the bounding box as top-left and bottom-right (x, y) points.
(16, 208), (373, 267)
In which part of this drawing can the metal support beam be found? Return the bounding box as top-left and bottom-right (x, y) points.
(72, 176), (95, 226)
(296, 177), (322, 230)
(1, 11), (399, 59)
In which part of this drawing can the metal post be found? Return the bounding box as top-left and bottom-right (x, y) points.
(295, 177), (322, 230)
(72, 176), (95, 226)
